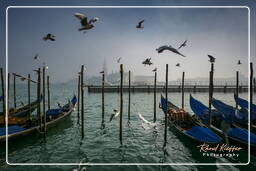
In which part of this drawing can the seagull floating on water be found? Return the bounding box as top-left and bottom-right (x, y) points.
(178, 40), (187, 49)
(156, 45), (186, 57)
(176, 63), (180, 67)
(208, 55), (215, 63)
(142, 58), (153, 66)
(43, 33), (55, 41)
(74, 13), (99, 33)
(136, 20), (144, 29)
(109, 109), (120, 122)
(237, 60), (242, 65)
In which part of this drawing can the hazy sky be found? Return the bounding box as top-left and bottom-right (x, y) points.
(0, 0), (256, 83)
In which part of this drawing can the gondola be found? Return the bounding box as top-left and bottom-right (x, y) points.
(212, 97), (256, 132)
(160, 95), (222, 144)
(190, 95), (256, 150)
(0, 95), (77, 142)
(234, 94), (256, 117)
(0, 97), (42, 125)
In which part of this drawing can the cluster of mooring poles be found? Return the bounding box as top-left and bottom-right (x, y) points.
(0, 67), (52, 141)
(73, 61), (254, 146)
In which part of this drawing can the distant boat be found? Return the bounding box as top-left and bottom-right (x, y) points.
(212, 97), (256, 132)
(0, 95), (77, 142)
(160, 95), (222, 144)
(190, 95), (256, 150)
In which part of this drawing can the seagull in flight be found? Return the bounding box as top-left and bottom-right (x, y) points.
(156, 45), (186, 57)
(74, 13), (99, 33)
(237, 60), (242, 65)
(34, 54), (39, 60)
(178, 40), (187, 49)
(176, 63), (180, 67)
(152, 68), (157, 72)
(109, 109), (120, 122)
(208, 55), (215, 63)
(142, 58), (153, 66)
(100, 70), (104, 74)
(136, 20), (145, 29)
(43, 34), (55, 41)
(117, 57), (122, 63)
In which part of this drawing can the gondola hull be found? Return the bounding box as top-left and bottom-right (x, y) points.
(160, 95), (222, 145)
(0, 95), (77, 142)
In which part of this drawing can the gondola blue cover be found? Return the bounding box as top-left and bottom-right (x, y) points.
(212, 98), (249, 124)
(228, 127), (256, 145)
(235, 95), (256, 113)
(160, 95), (168, 113)
(71, 95), (77, 106)
(186, 126), (222, 143)
(46, 109), (63, 117)
(0, 125), (25, 136)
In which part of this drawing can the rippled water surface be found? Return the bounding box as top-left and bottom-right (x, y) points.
(0, 83), (255, 170)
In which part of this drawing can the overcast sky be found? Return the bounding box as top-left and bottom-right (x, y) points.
(0, 0), (255, 83)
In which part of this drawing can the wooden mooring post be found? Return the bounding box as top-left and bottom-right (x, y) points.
(0, 68), (5, 125)
(164, 64), (168, 147)
(128, 70), (131, 121)
(208, 62), (214, 126)
(77, 74), (80, 124)
(250, 63), (253, 130)
(236, 71), (239, 109)
(37, 68), (42, 132)
(153, 70), (157, 122)
(13, 73), (16, 108)
(81, 65), (85, 139)
(181, 72), (185, 109)
(120, 64), (123, 145)
(101, 71), (105, 128)
(8, 73), (10, 108)
(28, 74), (31, 118)
(42, 67), (46, 139)
(47, 76), (50, 111)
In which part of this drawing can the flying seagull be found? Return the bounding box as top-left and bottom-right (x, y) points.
(156, 45), (186, 57)
(178, 40), (187, 49)
(117, 57), (122, 63)
(152, 68), (157, 72)
(136, 20), (145, 29)
(34, 54), (39, 60)
(237, 60), (242, 65)
(142, 58), (153, 66)
(74, 13), (99, 33)
(176, 63), (180, 67)
(100, 70), (104, 74)
(208, 55), (215, 63)
(43, 33), (55, 41)
(109, 109), (120, 122)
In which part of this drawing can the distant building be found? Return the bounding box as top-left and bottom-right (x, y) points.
(133, 75), (154, 85)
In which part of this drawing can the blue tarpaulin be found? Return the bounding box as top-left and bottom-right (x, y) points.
(228, 127), (256, 145)
(212, 98), (249, 124)
(46, 109), (63, 117)
(186, 126), (222, 143)
(0, 125), (26, 136)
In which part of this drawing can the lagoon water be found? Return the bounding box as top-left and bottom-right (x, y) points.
(0, 83), (255, 171)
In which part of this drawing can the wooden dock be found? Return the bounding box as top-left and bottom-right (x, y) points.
(87, 85), (248, 93)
